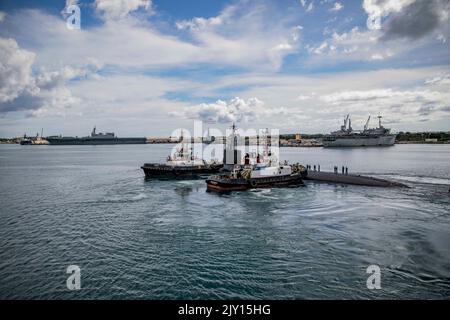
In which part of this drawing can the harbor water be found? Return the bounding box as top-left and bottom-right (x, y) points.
(0, 144), (449, 299)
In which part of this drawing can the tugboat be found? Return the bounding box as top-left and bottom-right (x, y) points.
(19, 129), (49, 145)
(141, 155), (222, 178)
(19, 134), (32, 145)
(206, 163), (307, 192)
(141, 136), (222, 178)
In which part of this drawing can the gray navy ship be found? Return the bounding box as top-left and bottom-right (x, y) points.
(46, 127), (146, 145)
(323, 115), (396, 147)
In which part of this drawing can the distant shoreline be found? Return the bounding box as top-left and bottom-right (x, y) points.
(2, 141), (450, 146)
(1, 131), (449, 145)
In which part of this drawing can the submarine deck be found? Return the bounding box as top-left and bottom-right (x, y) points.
(304, 171), (408, 187)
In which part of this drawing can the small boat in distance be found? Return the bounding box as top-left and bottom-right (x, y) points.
(19, 135), (32, 145)
(20, 129), (49, 145)
(206, 163), (307, 192)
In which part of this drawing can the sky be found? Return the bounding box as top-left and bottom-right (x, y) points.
(0, 0), (449, 137)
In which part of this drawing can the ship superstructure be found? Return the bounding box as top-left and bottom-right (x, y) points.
(323, 115), (396, 147)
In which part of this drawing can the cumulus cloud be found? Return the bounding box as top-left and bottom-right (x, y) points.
(0, 37), (79, 116)
(200, 67), (450, 131)
(363, 0), (416, 30)
(319, 88), (450, 123)
(95, 0), (152, 20)
(35, 63), (102, 91)
(174, 96), (292, 125)
(0, 38), (36, 104)
(363, 0), (450, 40)
(182, 97), (263, 124)
(176, 5), (236, 31)
(380, 0), (450, 41)
(0, 37), (100, 115)
(0, 11), (6, 22)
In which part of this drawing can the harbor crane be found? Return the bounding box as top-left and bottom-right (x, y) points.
(341, 114), (350, 131)
(364, 116), (371, 131)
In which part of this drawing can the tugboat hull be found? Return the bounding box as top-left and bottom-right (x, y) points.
(206, 173), (304, 192)
(141, 163), (223, 178)
(20, 140), (32, 145)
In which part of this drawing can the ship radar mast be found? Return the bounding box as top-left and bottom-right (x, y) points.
(231, 122), (238, 148)
(377, 115), (383, 128)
